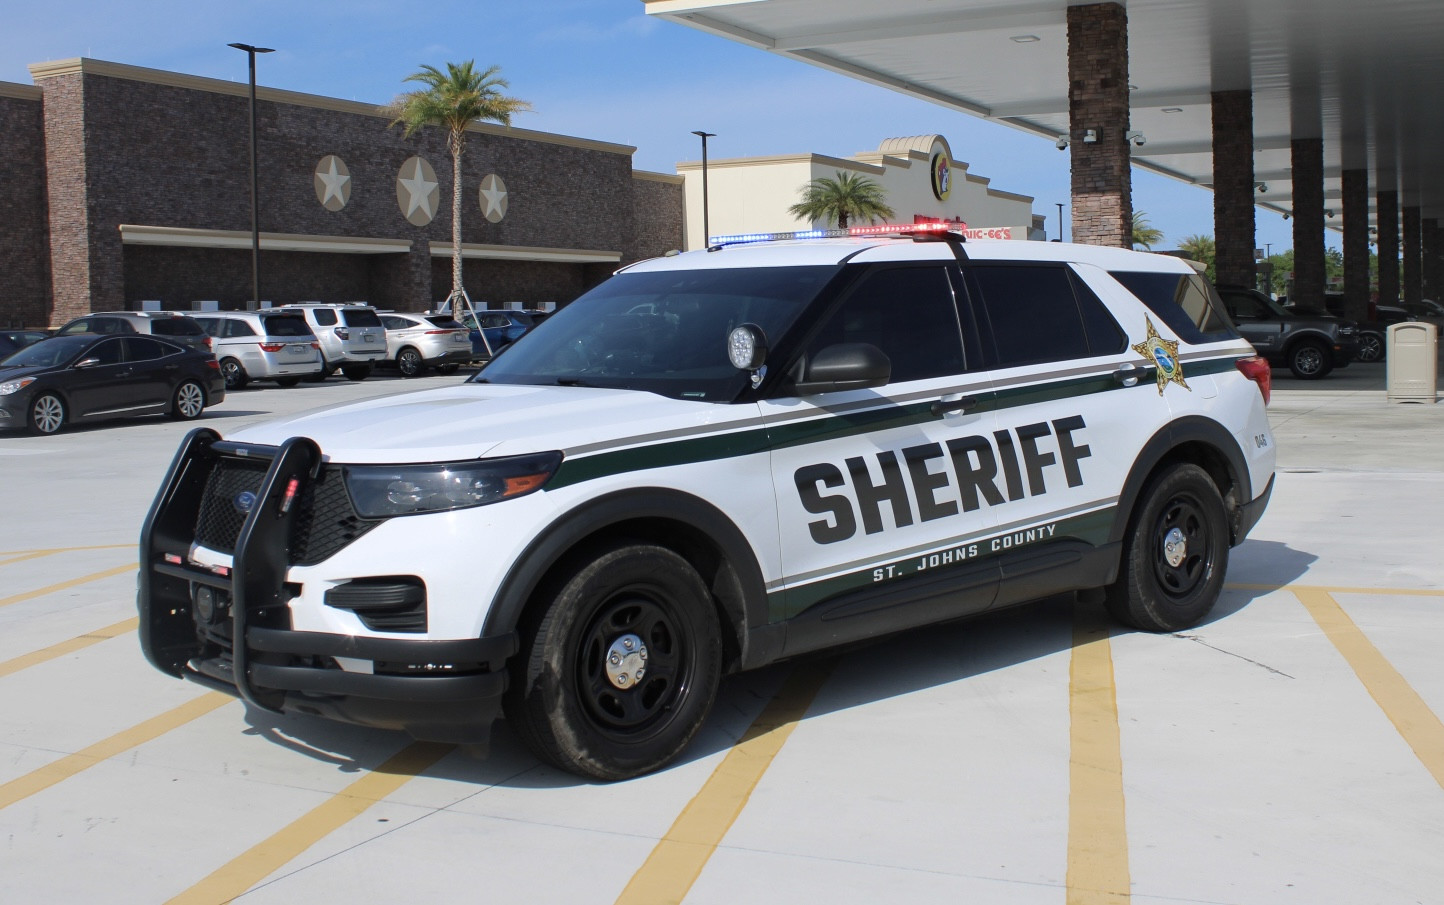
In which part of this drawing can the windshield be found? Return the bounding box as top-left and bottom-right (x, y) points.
(0, 335), (92, 369)
(473, 265), (836, 401)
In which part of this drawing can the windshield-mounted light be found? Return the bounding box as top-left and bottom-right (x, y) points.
(344, 451), (563, 518)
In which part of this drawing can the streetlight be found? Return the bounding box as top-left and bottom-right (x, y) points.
(229, 42), (274, 308)
(692, 130), (715, 249)
(1056, 202), (1066, 242)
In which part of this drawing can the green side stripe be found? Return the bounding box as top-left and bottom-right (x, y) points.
(549, 357), (1243, 488)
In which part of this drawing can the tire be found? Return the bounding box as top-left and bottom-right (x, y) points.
(169, 380), (207, 420)
(28, 392), (66, 435)
(305, 362), (333, 382)
(1104, 463), (1229, 632)
(1356, 331), (1385, 363)
(275, 377), (301, 388)
(342, 364), (372, 381)
(220, 357), (249, 390)
(436, 363), (461, 376)
(396, 347), (425, 378)
(506, 542), (723, 781)
(1287, 340), (1332, 379)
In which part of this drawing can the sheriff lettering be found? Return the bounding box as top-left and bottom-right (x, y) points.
(795, 416), (1091, 545)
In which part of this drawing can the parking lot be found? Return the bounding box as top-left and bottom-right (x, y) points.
(2, 361), (1442, 904)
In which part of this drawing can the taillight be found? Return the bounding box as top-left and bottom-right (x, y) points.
(205, 359), (221, 371)
(1236, 355), (1271, 405)
(204, 336), (213, 351)
(334, 327), (350, 340)
(310, 341), (320, 350)
(259, 343), (284, 353)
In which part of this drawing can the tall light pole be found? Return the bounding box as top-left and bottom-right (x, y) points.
(1056, 202), (1066, 242)
(229, 43), (273, 307)
(692, 131), (715, 249)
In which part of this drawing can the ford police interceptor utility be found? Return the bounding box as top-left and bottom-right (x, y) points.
(139, 224), (1275, 780)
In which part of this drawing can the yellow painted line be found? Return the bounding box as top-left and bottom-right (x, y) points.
(0, 617), (138, 679)
(166, 742), (454, 905)
(0, 563), (136, 609)
(1293, 588), (1444, 790)
(0, 543), (135, 560)
(1229, 583), (1444, 598)
(616, 662), (833, 905)
(1067, 608), (1131, 905)
(0, 550), (60, 567)
(0, 692), (231, 810)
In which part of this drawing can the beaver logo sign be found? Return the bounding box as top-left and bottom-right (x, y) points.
(930, 152), (951, 200)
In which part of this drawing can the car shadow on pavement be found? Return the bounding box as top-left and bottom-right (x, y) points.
(233, 541), (1319, 788)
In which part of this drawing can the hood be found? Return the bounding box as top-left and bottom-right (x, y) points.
(227, 383), (751, 464)
(0, 365), (53, 381)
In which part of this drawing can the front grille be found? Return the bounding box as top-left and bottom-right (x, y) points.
(194, 457), (383, 565)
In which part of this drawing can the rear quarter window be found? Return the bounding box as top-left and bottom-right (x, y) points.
(1109, 271), (1237, 343)
(260, 315), (312, 337)
(342, 309), (383, 328)
(151, 318), (205, 336)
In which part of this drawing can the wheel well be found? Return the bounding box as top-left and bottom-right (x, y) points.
(1130, 441), (1245, 545)
(507, 514), (754, 676)
(1114, 418), (1253, 549)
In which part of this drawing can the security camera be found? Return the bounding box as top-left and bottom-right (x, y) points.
(1256, 182), (1268, 194)
(1055, 136), (1069, 150)
(1125, 130), (1145, 146)
(1282, 212), (1291, 220)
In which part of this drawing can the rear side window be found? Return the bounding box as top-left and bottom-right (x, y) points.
(424, 316), (465, 329)
(342, 309), (382, 328)
(312, 309), (338, 326)
(151, 317), (204, 337)
(125, 337), (175, 361)
(967, 265), (1120, 367)
(1109, 271), (1235, 343)
(224, 319), (258, 338)
(260, 315), (312, 337)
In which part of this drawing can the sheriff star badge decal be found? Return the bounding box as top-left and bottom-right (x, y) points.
(1132, 316), (1190, 395)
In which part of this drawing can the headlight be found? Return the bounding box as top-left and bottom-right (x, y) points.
(344, 451), (563, 518)
(0, 377), (36, 396)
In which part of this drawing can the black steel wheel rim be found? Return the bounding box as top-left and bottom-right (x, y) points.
(1151, 494), (1211, 599)
(575, 592), (689, 735)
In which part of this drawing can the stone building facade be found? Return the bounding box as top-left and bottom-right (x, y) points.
(1, 58), (684, 328)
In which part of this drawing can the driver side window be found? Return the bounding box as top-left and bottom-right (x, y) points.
(804, 266), (966, 383)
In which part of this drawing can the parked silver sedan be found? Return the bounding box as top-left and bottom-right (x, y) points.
(379, 313), (473, 377)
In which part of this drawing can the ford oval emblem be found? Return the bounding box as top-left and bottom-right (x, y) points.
(234, 491), (258, 514)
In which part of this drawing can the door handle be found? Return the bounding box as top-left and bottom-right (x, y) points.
(930, 396), (976, 417)
(1112, 364), (1141, 387)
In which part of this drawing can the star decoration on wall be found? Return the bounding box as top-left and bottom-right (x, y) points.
(479, 173), (508, 223)
(313, 155), (351, 211)
(1131, 316), (1190, 395)
(396, 156), (439, 226)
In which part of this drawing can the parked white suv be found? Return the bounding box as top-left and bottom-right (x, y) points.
(379, 312), (472, 377)
(140, 225), (1275, 781)
(193, 311), (324, 389)
(273, 303), (386, 380)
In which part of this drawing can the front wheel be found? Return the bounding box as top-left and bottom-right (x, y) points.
(1356, 332), (1385, 363)
(341, 364), (372, 381)
(28, 393), (66, 435)
(1287, 340), (1332, 379)
(169, 380), (207, 420)
(396, 347), (425, 377)
(506, 542), (723, 781)
(1104, 463), (1229, 632)
(435, 363), (461, 376)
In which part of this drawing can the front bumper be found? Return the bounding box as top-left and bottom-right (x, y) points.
(138, 428), (516, 743)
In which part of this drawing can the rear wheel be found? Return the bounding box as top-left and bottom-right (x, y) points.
(305, 361), (333, 382)
(1287, 340), (1332, 379)
(436, 363), (461, 376)
(342, 364), (372, 381)
(1356, 331), (1385, 363)
(220, 357), (248, 390)
(396, 347), (425, 377)
(1105, 463), (1229, 632)
(28, 393), (66, 435)
(506, 543), (722, 781)
(275, 377), (301, 388)
(169, 380), (206, 420)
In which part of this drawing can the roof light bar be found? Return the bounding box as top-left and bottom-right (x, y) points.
(707, 221), (959, 248)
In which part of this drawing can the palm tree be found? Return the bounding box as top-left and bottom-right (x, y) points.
(1131, 211), (1164, 250)
(787, 171), (895, 229)
(1177, 234), (1217, 280)
(385, 61), (531, 296)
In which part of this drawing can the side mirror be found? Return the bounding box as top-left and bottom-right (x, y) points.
(793, 343), (891, 395)
(74, 357), (100, 369)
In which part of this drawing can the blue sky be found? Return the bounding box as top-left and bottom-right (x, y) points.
(3, 0), (1307, 253)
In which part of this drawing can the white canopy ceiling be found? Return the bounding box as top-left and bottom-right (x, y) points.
(646, 0), (1444, 225)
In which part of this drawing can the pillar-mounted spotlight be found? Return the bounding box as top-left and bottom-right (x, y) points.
(1083, 128), (1098, 143)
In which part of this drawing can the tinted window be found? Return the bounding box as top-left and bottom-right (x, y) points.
(805, 266), (965, 383)
(150, 317), (204, 336)
(225, 319), (258, 338)
(125, 337), (174, 361)
(382, 315), (413, 330)
(424, 315), (464, 329)
(260, 315), (311, 337)
(89, 338), (125, 365)
(56, 318), (98, 336)
(342, 309), (382, 327)
(313, 309), (338, 326)
(968, 265), (1092, 367)
(1110, 271), (1235, 342)
(195, 317), (221, 336)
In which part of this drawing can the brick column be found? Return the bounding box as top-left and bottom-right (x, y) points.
(1212, 90), (1255, 287)
(1067, 3), (1131, 248)
(1402, 205), (1422, 306)
(1290, 138), (1326, 303)
(1377, 190), (1400, 306)
(1341, 169), (1370, 321)
(34, 71), (95, 323)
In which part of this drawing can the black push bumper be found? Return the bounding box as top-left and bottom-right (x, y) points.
(137, 427), (517, 743)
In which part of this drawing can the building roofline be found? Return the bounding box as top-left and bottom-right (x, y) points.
(26, 57), (637, 157)
(0, 80), (42, 100)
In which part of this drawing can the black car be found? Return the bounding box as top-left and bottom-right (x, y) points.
(1214, 285), (1359, 379)
(0, 330), (51, 359)
(0, 334), (225, 435)
(1287, 292), (1414, 362)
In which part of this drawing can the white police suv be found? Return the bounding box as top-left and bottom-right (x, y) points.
(140, 224), (1275, 780)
